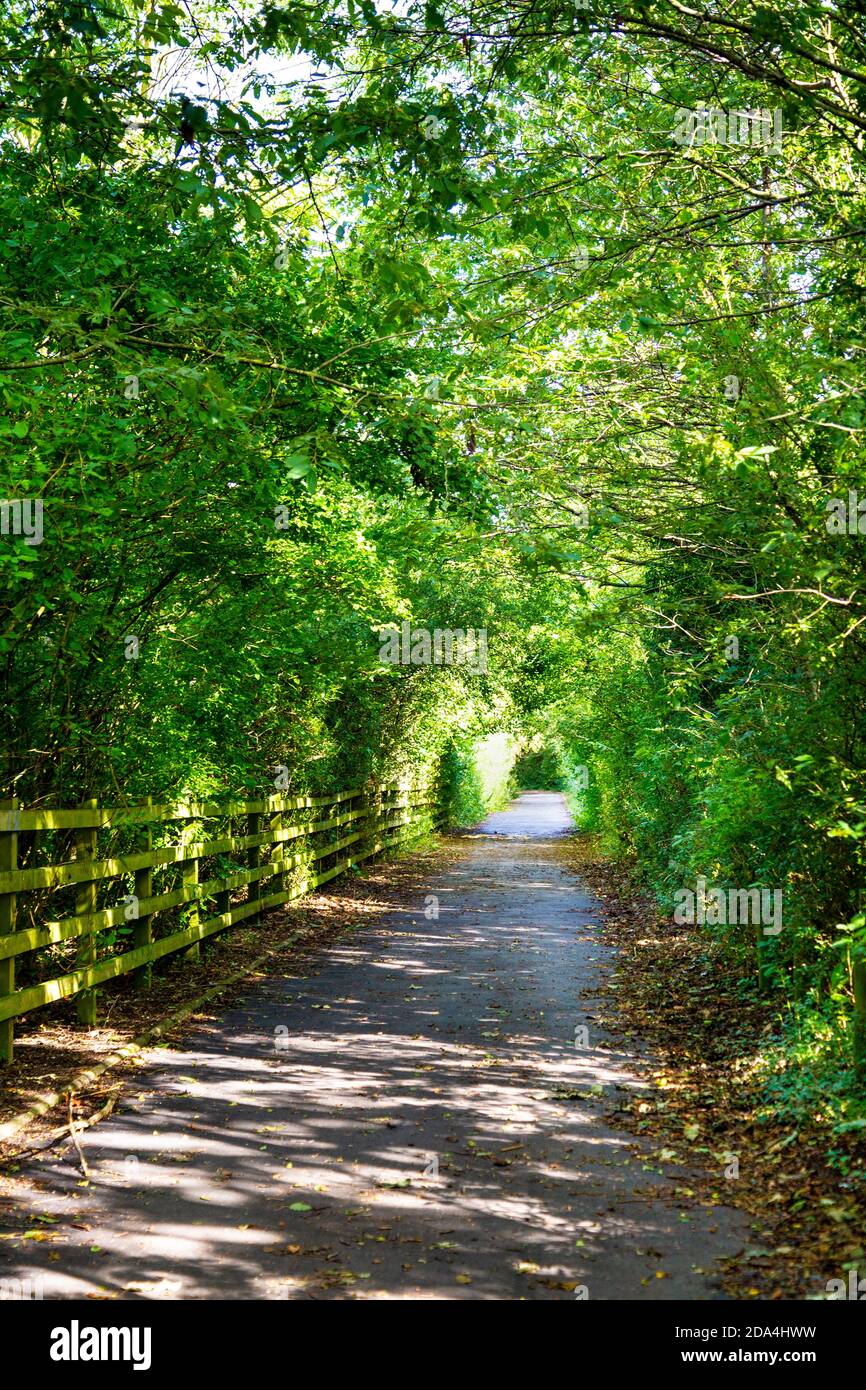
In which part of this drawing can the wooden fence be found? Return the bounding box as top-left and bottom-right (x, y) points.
(0, 782), (441, 1063)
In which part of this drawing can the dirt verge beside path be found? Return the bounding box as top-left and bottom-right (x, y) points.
(563, 835), (864, 1301)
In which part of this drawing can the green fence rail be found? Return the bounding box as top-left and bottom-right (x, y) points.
(0, 782), (441, 1062)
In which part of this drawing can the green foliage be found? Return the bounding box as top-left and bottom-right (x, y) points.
(512, 745), (566, 791)
(2, 0), (866, 1115)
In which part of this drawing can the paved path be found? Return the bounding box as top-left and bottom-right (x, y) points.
(0, 792), (746, 1299)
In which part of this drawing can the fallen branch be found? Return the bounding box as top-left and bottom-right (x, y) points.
(67, 1092), (91, 1178)
(5, 1087), (121, 1162)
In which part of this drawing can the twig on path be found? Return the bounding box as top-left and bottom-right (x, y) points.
(68, 1093), (91, 1178)
(5, 1087), (122, 1163)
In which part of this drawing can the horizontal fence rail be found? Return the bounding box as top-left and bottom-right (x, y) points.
(0, 782), (442, 1062)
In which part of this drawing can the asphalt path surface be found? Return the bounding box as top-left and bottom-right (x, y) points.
(0, 792), (746, 1299)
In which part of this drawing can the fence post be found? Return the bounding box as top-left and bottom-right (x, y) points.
(75, 798), (98, 1027)
(368, 784), (385, 860)
(269, 803), (284, 900)
(213, 807), (232, 935)
(215, 882), (232, 928)
(349, 789), (366, 868)
(247, 810), (262, 924)
(133, 796), (153, 991)
(182, 829), (200, 963)
(0, 798), (18, 1063)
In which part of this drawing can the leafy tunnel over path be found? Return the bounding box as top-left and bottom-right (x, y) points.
(0, 0), (865, 1302)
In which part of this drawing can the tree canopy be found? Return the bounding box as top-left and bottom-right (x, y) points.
(2, 0), (866, 1122)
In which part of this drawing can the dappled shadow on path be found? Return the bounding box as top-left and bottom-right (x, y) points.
(0, 794), (746, 1300)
